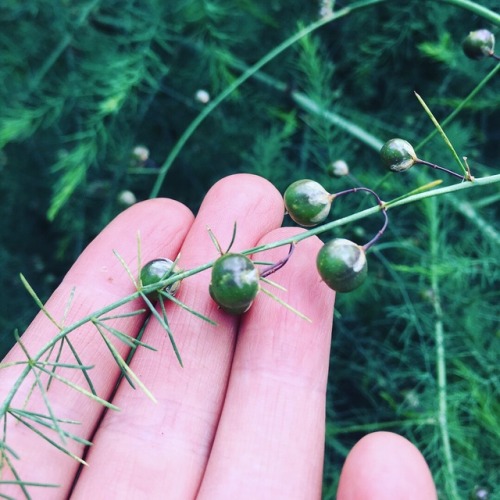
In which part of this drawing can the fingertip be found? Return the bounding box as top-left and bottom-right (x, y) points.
(337, 431), (437, 500)
(205, 173), (284, 228)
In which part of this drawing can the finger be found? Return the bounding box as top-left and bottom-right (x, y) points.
(336, 431), (437, 499)
(0, 199), (193, 499)
(197, 227), (335, 500)
(72, 174), (285, 499)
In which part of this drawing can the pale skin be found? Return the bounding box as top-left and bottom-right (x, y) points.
(0, 174), (437, 499)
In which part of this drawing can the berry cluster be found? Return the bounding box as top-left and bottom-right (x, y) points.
(284, 179), (388, 294)
(138, 126), (480, 316)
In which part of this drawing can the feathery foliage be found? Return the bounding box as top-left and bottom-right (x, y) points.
(0, 0), (498, 498)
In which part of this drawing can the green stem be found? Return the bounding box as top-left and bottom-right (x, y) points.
(149, 0), (498, 198)
(245, 173), (500, 255)
(414, 92), (467, 175)
(149, 0), (389, 198)
(291, 92), (384, 150)
(428, 198), (459, 500)
(181, 39), (385, 150)
(440, 0), (500, 24)
(2, 173), (499, 417)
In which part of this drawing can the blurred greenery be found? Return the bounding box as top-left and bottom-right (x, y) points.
(0, 1), (498, 498)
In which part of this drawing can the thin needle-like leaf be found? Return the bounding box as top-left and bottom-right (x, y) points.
(8, 410), (90, 446)
(225, 222), (238, 253)
(95, 324), (157, 403)
(207, 226), (223, 255)
(94, 322), (137, 350)
(141, 293), (183, 366)
(414, 92), (466, 175)
(99, 309), (146, 321)
(7, 412), (88, 466)
(19, 274), (62, 330)
(259, 277), (287, 291)
(93, 324), (136, 388)
(159, 296), (183, 367)
(45, 337), (65, 391)
(0, 438), (20, 460)
(13, 334), (67, 446)
(37, 361), (94, 370)
(0, 479), (59, 488)
(113, 249), (138, 289)
(260, 287), (312, 322)
(1, 453), (41, 498)
(160, 292), (217, 326)
(0, 360), (32, 370)
(9, 408), (81, 426)
(31, 368), (67, 446)
(63, 338), (96, 395)
(34, 365), (120, 411)
(94, 320), (157, 351)
(61, 286), (76, 327)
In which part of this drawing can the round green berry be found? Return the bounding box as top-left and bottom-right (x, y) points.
(209, 253), (259, 314)
(316, 239), (368, 293)
(284, 179), (332, 227)
(462, 29), (495, 60)
(380, 138), (417, 172)
(140, 258), (182, 299)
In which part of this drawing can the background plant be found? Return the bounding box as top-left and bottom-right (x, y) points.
(0, 1), (498, 498)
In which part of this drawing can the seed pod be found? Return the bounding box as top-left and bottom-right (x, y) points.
(380, 138), (417, 172)
(209, 253), (259, 314)
(316, 238), (368, 293)
(462, 29), (495, 60)
(117, 189), (137, 207)
(140, 258), (182, 299)
(330, 159), (349, 177)
(284, 179), (332, 227)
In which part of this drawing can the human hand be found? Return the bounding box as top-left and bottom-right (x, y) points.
(0, 174), (436, 499)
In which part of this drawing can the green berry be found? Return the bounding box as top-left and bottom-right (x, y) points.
(380, 138), (417, 172)
(209, 253), (259, 314)
(284, 179), (332, 227)
(462, 29), (495, 60)
(140, 258), (182, 299)
(316, 238), (368, 293)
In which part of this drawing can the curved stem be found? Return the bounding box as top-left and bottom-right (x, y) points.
(363, 208), (389, 251)
(331, 187), (389, 250)
(440, 0), (500, 24)
(260, 244), (295, 278)
(415, 159), (467, 181)
(149, 0), (389, 198)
